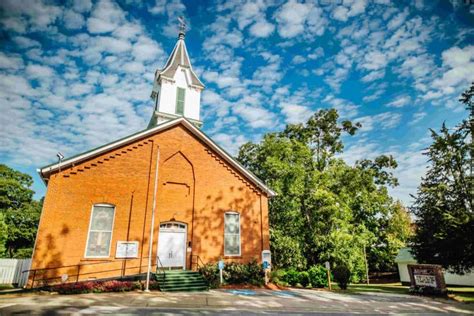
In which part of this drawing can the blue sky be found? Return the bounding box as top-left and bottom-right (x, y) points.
(0, 0), (473, 205)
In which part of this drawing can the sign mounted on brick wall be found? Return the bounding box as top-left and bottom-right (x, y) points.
(116, 241), (139, 258)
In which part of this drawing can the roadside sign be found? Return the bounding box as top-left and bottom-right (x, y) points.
(325, 261), (330, 270)
(218, 260), (224, 284)
(263, 261), (270, 270)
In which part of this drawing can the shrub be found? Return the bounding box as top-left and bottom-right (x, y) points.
(51, 280), (141, 294)
(308, 265), (328, 288)
(52, 281), (96, 294)
(99, 280), (140, 292)
(148, 280), (161, 291)
(199, 260), (264, 287)
(333, 264), (351, 290)
(199, 263), (220, 288)
(270, 269), (287, 286)
(299, 271), (310, 287)
(224, 260), (264, 286)
(282, 268), (300, 286)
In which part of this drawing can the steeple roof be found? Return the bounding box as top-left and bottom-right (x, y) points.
(157, 34), (204, 89)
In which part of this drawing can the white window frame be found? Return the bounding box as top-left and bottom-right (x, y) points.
(84, 203), (116, 259)
(175, 87), (185, 116)
(224, 212), (241, 256)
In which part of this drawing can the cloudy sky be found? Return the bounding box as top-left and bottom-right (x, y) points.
(0, 0), (473, 205)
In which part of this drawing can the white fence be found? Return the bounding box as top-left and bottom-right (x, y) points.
(0, 258), (31, 288)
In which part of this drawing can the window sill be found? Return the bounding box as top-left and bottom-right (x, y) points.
(223, 255), (242, 259)
(80, 258), (113, 262)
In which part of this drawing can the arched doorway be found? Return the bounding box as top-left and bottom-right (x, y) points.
(157, 222), (187, 269)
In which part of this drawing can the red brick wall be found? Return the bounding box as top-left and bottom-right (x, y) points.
(29, 124), (270, 286)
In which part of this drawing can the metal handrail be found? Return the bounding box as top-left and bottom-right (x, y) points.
(155, 256), (166, 281)
(22, 258), (156, 289)
(191, 255), (205, 271)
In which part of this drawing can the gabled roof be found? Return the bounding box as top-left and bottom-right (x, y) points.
(38, 118), (276, 197)
(158, 35), (204, 89)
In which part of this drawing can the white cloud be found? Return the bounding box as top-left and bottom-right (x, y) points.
(87, 0), (125, 34)
(132, 36), (164, 62)
(356, 112), (402, 132)
(212, 133), (248, 156)
(292, 55), (306, 64)
(409, 111), (427, 125)
(0, 0), (62, 31)
(72, 0), (92, 13)
(431, 45), (474, 95)
(332, 0), (368, 22)
(249, 20), (275, 38)
(387, 95), (411, 108)
(387, 8), (409, 30)
(280, 103), (312, 124)
(63, 9), (85, 30)
(274, 0), (327, 39)
(0, 52), (24, 70)
(233, 103), (277, 129)
(13, 36), (41, 49)
(361, 51), (387, 70)
(26, 64), (55, 78)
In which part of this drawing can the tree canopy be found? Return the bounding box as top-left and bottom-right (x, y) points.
(0, 164), (42, 258)
(411, 83), (474, 274)
(238, 109), (412, 280)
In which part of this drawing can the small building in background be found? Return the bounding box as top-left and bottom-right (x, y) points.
(395, 248), (474, 286)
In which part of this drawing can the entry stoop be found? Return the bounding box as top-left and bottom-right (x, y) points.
(155, 270), (209, 292)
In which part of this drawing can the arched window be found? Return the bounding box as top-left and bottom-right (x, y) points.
(160, 222), (186, 230)
(224, 212), (240, 256)
(85, 204), (115, 258)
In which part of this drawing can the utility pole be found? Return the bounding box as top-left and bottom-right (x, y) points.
(363, 245), (369, 285)
(145, 146), (160, 292)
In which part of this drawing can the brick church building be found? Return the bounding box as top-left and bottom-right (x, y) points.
(29, 30), (275, 286)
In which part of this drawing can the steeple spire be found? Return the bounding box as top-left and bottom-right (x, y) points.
(148, 18), (205, 129)
(178, 16), (186, 40)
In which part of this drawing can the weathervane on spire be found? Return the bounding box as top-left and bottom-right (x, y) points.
(178, 16), (186, 39)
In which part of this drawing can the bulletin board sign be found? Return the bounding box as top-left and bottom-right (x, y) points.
(116, 241), (139, 258)
(407, 264), (447, 296)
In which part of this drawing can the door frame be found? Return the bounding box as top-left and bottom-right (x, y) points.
(157, 221), (187, 269)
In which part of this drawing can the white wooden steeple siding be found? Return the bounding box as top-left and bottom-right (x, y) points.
(149, 30), (204, 128)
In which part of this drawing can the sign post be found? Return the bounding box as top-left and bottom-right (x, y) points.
(325, 261), (332, 291)
(262, 250), (271, 285)
(218, 260), (224, 285)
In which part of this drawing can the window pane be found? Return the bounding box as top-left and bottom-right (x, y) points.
(225, 213), (239, 234)
(176, 88), (185, 115)
(225, 235), (240, 255)
(90, 206), (114, 231)
(86, 231), (112, 257)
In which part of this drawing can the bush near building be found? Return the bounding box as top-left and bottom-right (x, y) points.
(51, 280), (141, 294)
(271, 265), (329, 288)
(199, 260), (265, 288)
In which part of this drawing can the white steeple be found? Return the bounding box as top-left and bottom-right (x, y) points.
(149, 22), (204, 128)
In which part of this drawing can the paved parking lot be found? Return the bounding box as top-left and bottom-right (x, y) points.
(0, 288), (473, 315)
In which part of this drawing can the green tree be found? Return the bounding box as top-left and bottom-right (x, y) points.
(0, 164), (42, 258)
(411, 84), (473, 273)
(238, 109), (410, 280)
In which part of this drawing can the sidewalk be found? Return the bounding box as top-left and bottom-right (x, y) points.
(0, 288), (473, 315)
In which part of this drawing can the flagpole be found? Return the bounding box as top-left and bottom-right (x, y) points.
(145, 145), (160, 292)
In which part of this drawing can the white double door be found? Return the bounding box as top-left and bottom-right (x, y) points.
(158, 230), (186, 268)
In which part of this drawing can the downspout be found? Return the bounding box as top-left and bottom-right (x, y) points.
(260, 193), (264, 252)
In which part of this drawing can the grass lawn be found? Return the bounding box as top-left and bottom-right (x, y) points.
(333, 283), (474, 303)
(448, 287), (474, 303)
(337, 283), (409, 295)
(0, 284), (13, 291)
